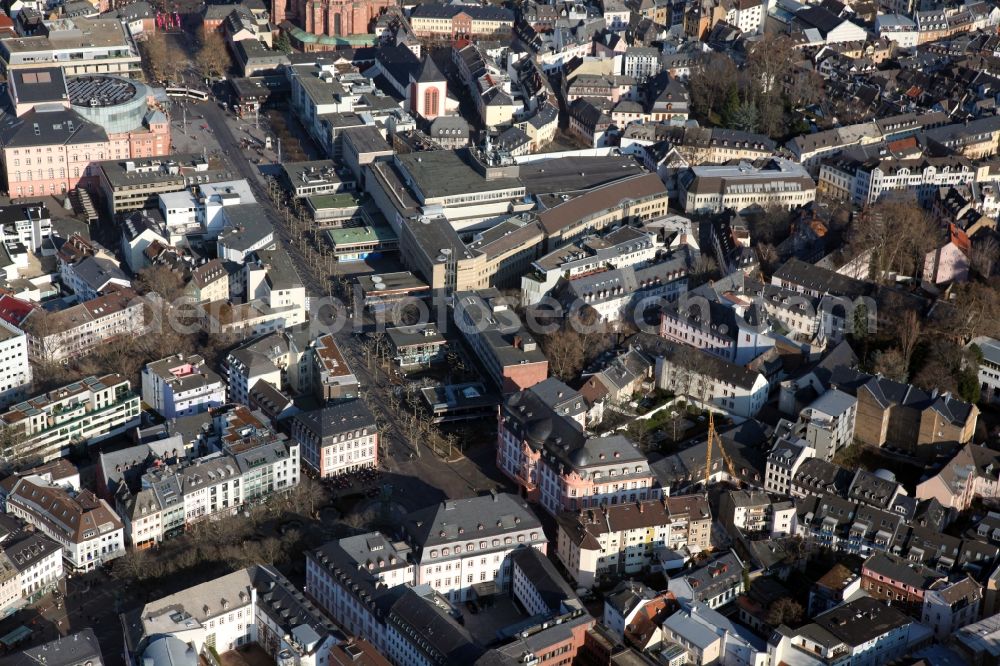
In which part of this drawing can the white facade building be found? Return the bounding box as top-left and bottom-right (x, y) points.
(129, 569), (256, 659)
(141, 353), (226, 419)
(4, 476), (124, 571)
(403, 493), (547, 603)
(0, 203), (52, 251)
(1, 374), (140, 463)
(765, 438), (816, 495)
(875, 14), (919, 48)
(971, 336), (1000, 404)
(158, 179), (257, 241)
(799, 389), (857, 461)
(820, 155), (983, 208)
(3, 532), (63, 606)
(679, 159), (816, 213)
(633, 334), (770, 418)
(921, 577), (982, 642)
(768, 597), (930, 666)
(521, 226), (662, 305)
(557, 252), (689, 323)
(659, 298), (775, 366)
(0, 317), (31, 410)
(117, 437), (300, 549)
(291, 400), (378, 479)
(727, 0), (765, 34)
(556, 496), (712, 588)
(306, 531), (415, 639)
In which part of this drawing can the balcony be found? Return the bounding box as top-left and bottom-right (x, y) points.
(29, 395), (138, 441)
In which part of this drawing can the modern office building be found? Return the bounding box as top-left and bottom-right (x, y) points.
(1, 374), (140, 463)
(0, 18), (142, 77)
(451, 289), (548, 394)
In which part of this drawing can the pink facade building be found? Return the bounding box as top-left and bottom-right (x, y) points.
(0, 67), (169, 198)
(498, 378), (659, 515)
(291, 400), (378, 478)
(272, 0), (395, 36)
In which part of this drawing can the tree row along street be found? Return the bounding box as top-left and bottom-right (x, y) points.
(198, 101), (496, 498)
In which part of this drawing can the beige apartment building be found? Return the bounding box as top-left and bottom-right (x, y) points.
(399, 214), (545, 295)
(556, 496), (711, 588)
(538, 173), (670, 250)
(24, 288), (147, 362)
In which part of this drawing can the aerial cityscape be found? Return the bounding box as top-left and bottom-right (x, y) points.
(0, 0), (995, 664)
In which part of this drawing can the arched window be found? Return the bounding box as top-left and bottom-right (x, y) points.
(423, 87), (439, 117)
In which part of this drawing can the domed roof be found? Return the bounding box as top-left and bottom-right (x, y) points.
(525, 417), (552, 445)
(569, 446), (589, 467)
(872, 468), (896, 482)
(142, 635), (198, 666)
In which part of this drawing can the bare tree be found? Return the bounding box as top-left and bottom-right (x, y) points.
(287, 478), (327, 518)
(682, 351), (716, 405)
(786, 65), (825, 108)
(752, 206), (793, 244)
(20, 310), (59, 366)
(767, 598), (805, 627)
(0, 426), (33, 472)
(575, 308), (614, 368)
(871, 347), (908, 382)
(757, 243), (779, 272)
(970, 235), (999, 278)
(745, 34), (796, 137)
(898, 309), (922, 368)
(929, 281), (1000, 341)
(691, 254), (719, 285)
(195, 26), (231, 78)
(689, 53), (738, 120)
(135, 265), (186, 301)
(140, 33), (169, 82)
(112, 548), (150, 582)
(539, 327), (586, 381)
(850, 200), (938, 283)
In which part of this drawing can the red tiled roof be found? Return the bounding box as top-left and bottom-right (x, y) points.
(0, 294), (37, 327)
(949, 223), (971, 254)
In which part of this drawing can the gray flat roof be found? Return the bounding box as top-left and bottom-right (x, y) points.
(99, 154), (233, 188)
(218, 204), (273, 251)
(404, 216), (474, 262)
(396, 150), (523, 200)
(357, 271), (428, 294)
(519, 155), (646, 196)
(343, 125), (392, 154)
(386, 322), (445, 348)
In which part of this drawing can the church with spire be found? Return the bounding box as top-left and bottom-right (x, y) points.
(409, 56), (447, 120)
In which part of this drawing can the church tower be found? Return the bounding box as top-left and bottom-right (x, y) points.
(410, 56), (447, 120)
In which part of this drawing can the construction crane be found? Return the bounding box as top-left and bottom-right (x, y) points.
(704, 412), (738, 490)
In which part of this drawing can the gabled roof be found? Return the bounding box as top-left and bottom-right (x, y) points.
(414, 54), (445, 84)
(293, 399), (376, 441)
(796, 6), (851, 35)
(0, 107), (107, 148)
(863, 551), (942, 590)
(401, 493), (541, 551)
